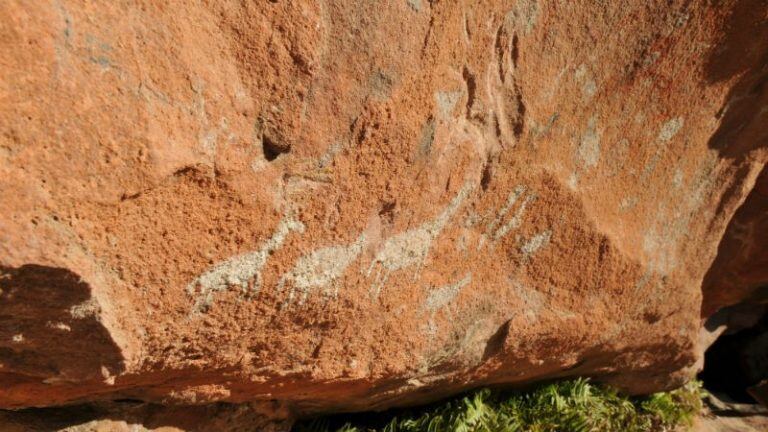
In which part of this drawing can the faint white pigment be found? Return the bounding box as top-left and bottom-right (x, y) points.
(186, 215), (305, 312)
(486, 185), (526, 237)
(47, 321), (71, 332)
(672, 168), (684, 189)
(619, 196), (638, 212)
(576, 116), (601, 169)
(480, 185), (536, 247)
(435, 90), (463, 117)
(657, 117), (684, 143)
(520, 230), (551, 257)
(574, 64), (597, 101)
(407, 0), (422, 12)
(567, 172), (579, 190)
(424, 273), (472, 312)
(506, 0), (539, 35)
(421, 273), (472, 346)
(69, 299), (98, 318)
(510, 279), (545, 323)
(641, 157), (716, 277)
(367, 182), (474, 297)
(278, 232), (367, 307)
(493, 190), (535, 241)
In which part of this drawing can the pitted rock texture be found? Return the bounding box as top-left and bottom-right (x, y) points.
(1, 0), (767, 427)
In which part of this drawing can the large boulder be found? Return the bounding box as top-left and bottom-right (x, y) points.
(1, 0), (766, 426)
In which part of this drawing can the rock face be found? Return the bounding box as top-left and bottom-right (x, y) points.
(1, 0), (767, 427)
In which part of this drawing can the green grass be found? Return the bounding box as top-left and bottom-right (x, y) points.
(293, 379), (704, 432)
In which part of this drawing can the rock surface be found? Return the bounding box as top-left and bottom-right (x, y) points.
(1, 0), (767, 427)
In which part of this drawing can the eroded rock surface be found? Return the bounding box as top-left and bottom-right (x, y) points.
(1, 0), (767, 427)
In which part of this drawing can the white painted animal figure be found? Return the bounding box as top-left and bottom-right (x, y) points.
(186, 215), (305, 312)
(277, 232), (367, 307)
(367, 182), (474, 297)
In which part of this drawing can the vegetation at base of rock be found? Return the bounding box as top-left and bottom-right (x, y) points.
(294, 379), (704, 432)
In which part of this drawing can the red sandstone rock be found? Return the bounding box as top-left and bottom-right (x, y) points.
(1, 0), (766, 428)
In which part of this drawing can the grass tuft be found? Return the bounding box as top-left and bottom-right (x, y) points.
(293, 379), (704, 432)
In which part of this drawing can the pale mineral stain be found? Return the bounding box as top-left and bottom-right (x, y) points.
(278, 232), (367, 307)
(619, 196), (638, 212)
(567, 172), (579, 190)
(47, 321), (72, 332)
(657, 117), (684, 143)
(407, 0), (422, 12)
(672, 168), (684, 189)
(576, 116), (600, 170)
(506, 0), (540, 35)
(641, 155), (717, 277)
(424, 273), (472, 312)
(187, 215), (305, 312)
(250, 157), (269, 173)
(417, 118), (436, 157)
(435, 90), (462, 118)
(574, 64), (597, 101)
(69, 299), (98, 318)
(367, 182), (474, 297)
(510, 279), (545, 318)
(642, 221), (677, 274)
(318, 141), (342, 168)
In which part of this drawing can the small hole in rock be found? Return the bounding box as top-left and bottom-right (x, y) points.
(378, 201), (396, 224)
(263, 135), (289, 161)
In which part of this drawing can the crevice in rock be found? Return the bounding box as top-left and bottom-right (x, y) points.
(493, 24), (506, 81)
(461, 66), (477, 119)
(510, 82), (526, 139)
(263, 134), (290, 161)
(510, 34), (519, 68)
(480, 160), (493, 191)
(421, 14), (435, 55)
(700, 302), (768, 406)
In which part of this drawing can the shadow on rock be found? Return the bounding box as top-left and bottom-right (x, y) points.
(0, 265), (125, 393)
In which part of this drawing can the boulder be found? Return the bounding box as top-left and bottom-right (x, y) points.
(1, 0), (766, 427)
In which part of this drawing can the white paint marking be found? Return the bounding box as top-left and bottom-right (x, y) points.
(481, 185), (536, 245)
(47, 322), (72, 332)
(367, 182), (474, 297)
(435, 90), (463, 118)
(672, 168), (684, 189)
(657, 117), (684, 143)
(520, 230), (551, 257)
(424, 273), (472, 312)
(506, 0), (540, 35)
(486, 185), (526, 236)
(574, 64), (597, 101)
(407, 0), (422, 12)
(278, 232), (367, 307)
(186, 215), (305, 312)
(493, 194), (535, 241)
(577, 116), (601, 169)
